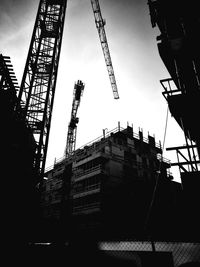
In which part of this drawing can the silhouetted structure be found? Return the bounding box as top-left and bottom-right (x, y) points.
(148, 0), (200, 241)
(0, 54), (38, 245)
(18, 0), (67, 182)
(1, 0), (68, 246)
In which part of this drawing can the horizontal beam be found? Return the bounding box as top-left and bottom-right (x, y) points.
(162, 89), (181, 94)
(170, 161), (200, 166)
(166, 145), (197, 151)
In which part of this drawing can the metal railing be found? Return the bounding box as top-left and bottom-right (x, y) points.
(45, 125), (163, 173)
(73, 164), (102, 180)
(160, 78), (182, 101)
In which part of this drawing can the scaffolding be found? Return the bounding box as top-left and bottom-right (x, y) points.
(148, 0), (200, 242)
(148, 0), (200, 177)
(160, 78), (200, 173)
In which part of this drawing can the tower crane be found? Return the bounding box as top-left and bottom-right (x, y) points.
(91, 0), (119, 99)
(65, 80), (85, 157)
(17, 0), (68, 181)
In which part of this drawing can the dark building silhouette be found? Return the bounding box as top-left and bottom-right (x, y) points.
(0, 54), (39, 245)
(148, 0), (200, 241)
(1, 0), (68, 246)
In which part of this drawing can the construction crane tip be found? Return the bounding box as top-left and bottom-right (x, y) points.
(91, 0), (119, 101)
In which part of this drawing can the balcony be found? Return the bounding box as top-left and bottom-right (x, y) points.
(73, 164), (103, 181)
(160, 78), (182, 101)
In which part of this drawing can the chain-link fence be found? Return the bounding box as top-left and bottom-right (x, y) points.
(99, 241), (200, 267)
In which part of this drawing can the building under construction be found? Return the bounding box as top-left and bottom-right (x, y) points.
(1, 0), (200, 264)
(41, 124), (182, 242)
(148, 0), (200, 241)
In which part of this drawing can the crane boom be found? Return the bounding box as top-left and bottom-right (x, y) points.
(17, 0), (67, 180)
(65, 80), (85, 157)
(91, 0), (119, 99)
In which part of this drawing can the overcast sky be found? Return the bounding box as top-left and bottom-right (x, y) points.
(0, 0), (185, 181)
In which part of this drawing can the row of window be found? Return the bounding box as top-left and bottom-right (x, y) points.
(73, 175), (101, 194)
(74, 158), (102, 173)
(74, 164), (102, 179)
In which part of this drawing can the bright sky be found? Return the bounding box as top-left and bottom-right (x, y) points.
(0, 0), (186, 182)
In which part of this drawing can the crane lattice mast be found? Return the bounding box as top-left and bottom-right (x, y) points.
(17, 0), (67, 180)
(65, 80), (85, 157)
(91, 0), (119, 99)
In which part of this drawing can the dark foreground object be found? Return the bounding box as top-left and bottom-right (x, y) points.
(7, 243), (174, 267)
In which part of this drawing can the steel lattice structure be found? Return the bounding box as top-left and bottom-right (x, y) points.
(18, 0), (67, 179)
(65, 80), (85, 157)
(91, 0), (119, 99)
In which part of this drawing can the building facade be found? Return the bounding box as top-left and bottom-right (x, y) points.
(41, 125), (182, 241)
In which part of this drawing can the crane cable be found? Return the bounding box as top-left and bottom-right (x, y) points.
(144, 105), (170, 234)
